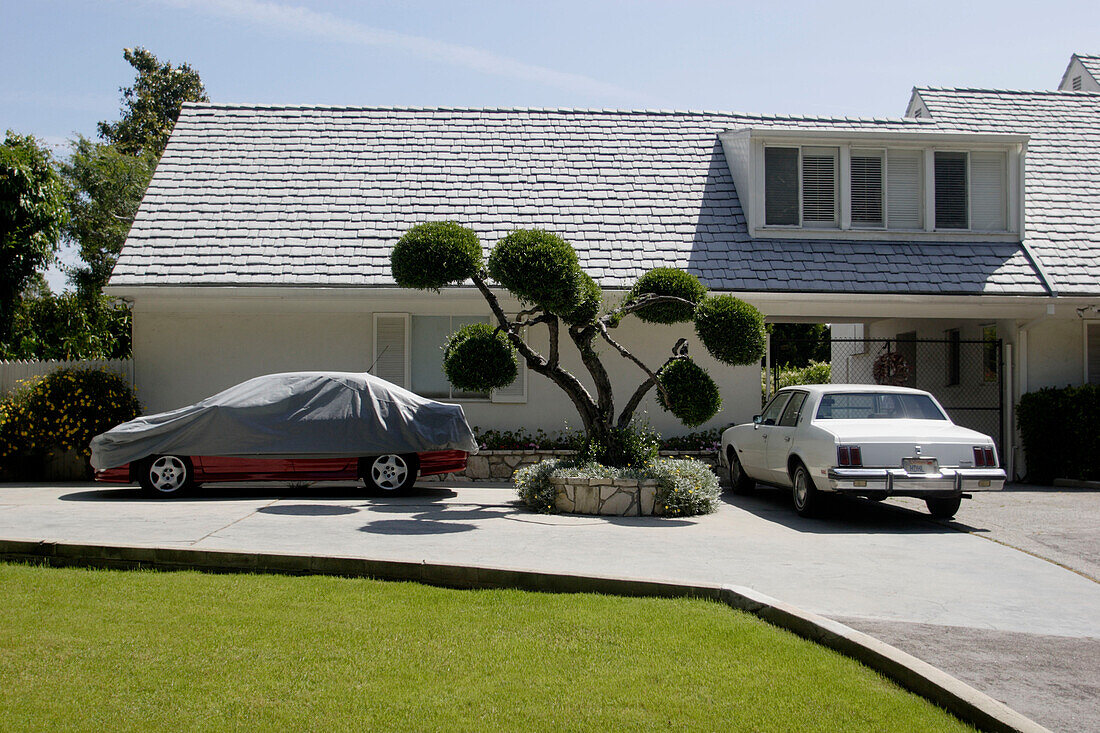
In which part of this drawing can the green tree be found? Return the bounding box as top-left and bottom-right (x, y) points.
(0, 132), (67, 345)
(3, 288), (130, 360)
(97, 47), (208, 157)
(391, 223), (766, 467)
(769, 322), (831, 367)
(60, 137), (157, 294)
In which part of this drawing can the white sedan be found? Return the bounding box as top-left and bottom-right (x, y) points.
(718, 384), (1006, 518)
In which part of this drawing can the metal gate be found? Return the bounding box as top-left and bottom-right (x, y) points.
(768, 336), (1005, 454)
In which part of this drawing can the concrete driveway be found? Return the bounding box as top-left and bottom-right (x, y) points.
(1, 480), (1097, 731)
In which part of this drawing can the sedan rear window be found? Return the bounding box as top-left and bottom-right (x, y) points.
(815, 392), (947, 420)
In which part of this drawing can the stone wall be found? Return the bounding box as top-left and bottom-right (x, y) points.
(552, 476), (658, 515)
(421, 449), (718, 482)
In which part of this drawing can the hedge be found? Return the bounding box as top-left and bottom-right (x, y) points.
(1016, 384), (1099, 484)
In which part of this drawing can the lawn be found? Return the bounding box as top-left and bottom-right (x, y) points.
(0, 563), (970, 732)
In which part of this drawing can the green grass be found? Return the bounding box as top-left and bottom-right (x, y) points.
(0, 563), (971, 732)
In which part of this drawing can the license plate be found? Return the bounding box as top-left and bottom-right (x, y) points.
(902, 457), (938, 474)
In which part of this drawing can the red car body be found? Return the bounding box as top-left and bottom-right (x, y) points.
(94, 450), (468, 485)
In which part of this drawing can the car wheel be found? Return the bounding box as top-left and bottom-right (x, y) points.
(925, 496), (962, 519)
(727, 447), (755, 495)
(138, 455), (194, 498)
(791, 461), (822, 518)
(363, 454), (418, 493)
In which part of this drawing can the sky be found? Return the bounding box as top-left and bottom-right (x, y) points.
(3, 0), (1100, 289)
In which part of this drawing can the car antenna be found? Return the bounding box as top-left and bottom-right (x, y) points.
(367, 346), (388, 373)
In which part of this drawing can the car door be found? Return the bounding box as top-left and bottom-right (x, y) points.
(765, 390), (808, 486)
(738, 392), (791, 480)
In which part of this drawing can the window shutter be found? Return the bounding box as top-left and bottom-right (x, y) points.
(1089, 323), (1100, 385)
(934, 152), (969, 229)
(970, 151), (1005, 231)
(492, 360), (527, 403)
(373, 314), (408, 389)
(764, 147), (799, 225)
(887, 149), (922, 228)
(801, 147), (838, 226)
(850, 150), (884, 227)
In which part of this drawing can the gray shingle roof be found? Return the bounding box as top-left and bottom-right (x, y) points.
(913, 87), (1100, 296)
(111, 104), (1047, 295)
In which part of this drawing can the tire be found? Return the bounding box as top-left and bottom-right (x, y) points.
(363, 454), (418, 494)
(138, 455), (194, 498)
(925, 496), (962, 519)
(791, 461), (822, 518)
(727, 447), (755, 495)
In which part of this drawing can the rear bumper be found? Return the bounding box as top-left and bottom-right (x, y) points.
(826, 467), (1006, 496)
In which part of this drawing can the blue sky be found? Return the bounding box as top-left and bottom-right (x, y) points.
(3, 0), (1099, 288)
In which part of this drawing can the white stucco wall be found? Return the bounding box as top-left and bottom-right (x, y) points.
(130, 289), (760, 438)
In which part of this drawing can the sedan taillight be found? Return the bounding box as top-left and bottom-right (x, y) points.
(973, 446), (996, 467)
(838, 446), (863, 467)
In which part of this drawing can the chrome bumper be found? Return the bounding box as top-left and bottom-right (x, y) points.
(826, 467), (1006, 496)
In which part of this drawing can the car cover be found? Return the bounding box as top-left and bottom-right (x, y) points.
(90, 371), (479, 470)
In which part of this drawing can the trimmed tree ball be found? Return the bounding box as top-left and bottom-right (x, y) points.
(487, 229), (582, 316)
(656, 358), (722, 427)
(628, 268), (708, 324)
(563, 272), (602, 326)
(442, 323), (518, 393)
(694, 295), (766, 366)
(391, 221), (482, 291)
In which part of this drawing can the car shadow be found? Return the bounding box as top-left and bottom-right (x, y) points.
(722, 486), (988, 535)
(59, 483), (460, 503)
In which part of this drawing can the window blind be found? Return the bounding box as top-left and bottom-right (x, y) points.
(970, 151), (1005, 231)
(935, 152), (969, 229)
(801, 147), (838, 226)
(492, 359), (527, 403)
(887, 149), (922, 228)
(851, 150), (884, 226)
(764, 147), (799, 225)
(373, 315), (408, 389)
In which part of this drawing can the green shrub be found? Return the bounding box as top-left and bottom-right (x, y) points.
(694, 295), (766, 366)
(578, 421), (659, 467)
(487, 229), (582, 316)
(628, 268), (707, 324)
(1017, 385), (1100, 484)
(764, 361), (832, 401)
(656, 358), (721, 427)
(0, 368), (141, 477)
(442, 323), (518, 393)
(514, 457), (720, 516)
(391, 221), (483, 291)
(659, 427), (723, 452)
(651, 457), (722, 517)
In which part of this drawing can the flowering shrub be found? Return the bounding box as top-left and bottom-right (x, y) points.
(0, 368), (140, 477)
(658, 427), (723, 453)
(513, 457), (720, 517)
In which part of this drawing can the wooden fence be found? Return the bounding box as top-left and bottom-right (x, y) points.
(0, 359), (134, 395)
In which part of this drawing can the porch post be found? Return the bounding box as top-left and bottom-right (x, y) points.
(764, 330), (772, 400)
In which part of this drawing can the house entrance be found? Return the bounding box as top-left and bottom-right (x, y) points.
(767, 336), (1006, 455)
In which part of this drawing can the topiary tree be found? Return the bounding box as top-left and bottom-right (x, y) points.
(390, 222), (766, 467)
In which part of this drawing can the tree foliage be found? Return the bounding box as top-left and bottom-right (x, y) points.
(769, 322), (832, 367)
(628, 267), (707, 324)
(390, 222), (766, 467)
(97, 47), (208, 157)
(2, 287), (131, 360)
(60, 136), (156, 293)
(0, 132), (67, 345)
(442, 323), (517, 393)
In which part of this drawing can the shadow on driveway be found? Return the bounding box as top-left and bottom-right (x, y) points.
(722, 487), (989, 535)
(57, 484), (460, 503)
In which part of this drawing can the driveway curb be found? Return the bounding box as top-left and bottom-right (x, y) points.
(0, 537), (1048, 733)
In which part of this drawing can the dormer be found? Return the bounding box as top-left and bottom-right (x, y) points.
(1058, 54), (1100, 92)
(719, 128), (1028, 242)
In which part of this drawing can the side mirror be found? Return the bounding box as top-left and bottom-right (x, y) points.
(752, 415), (762, 425)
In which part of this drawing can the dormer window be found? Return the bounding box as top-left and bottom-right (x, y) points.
(721, 128), (1025, 241)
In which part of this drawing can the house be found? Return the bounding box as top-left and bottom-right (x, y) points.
(107, 55), (1100, 479)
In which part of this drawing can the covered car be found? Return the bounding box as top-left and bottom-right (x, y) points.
(91, 371), (478, 497)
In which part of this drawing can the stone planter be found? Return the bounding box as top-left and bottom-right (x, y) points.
(419, 448), (717, 483)
(550, 475), (659, 516)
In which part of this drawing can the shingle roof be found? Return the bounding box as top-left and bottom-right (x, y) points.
(1074, 54), (1100, 83)
(110, 104), (1047, 295)
(913, 87), (1100, 295)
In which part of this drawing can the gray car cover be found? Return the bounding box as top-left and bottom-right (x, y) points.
(90, 371), (479, 470)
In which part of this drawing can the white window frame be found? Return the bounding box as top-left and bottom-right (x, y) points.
(742, 132), (1025, 242)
